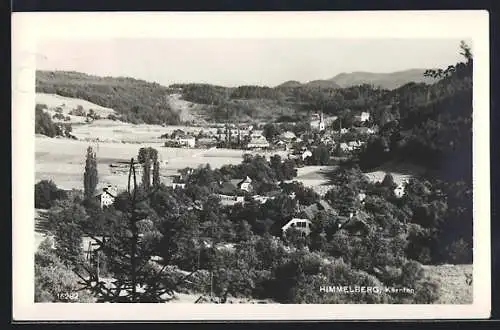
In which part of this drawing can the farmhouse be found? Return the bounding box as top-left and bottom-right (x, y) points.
(95, 185), (117, 208)
(217, 180), (248, 206)
(281, 218), (312, 236)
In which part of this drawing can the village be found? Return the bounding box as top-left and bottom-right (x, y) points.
(87, 108), (408, 250)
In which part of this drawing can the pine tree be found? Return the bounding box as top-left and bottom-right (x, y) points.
(84, 146), (98, 199)
(75, 157), (192, 302)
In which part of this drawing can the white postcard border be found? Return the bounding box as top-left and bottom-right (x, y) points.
(12, 10), (490, 321)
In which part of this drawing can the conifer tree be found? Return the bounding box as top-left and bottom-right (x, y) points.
(75, 156), (192, 302)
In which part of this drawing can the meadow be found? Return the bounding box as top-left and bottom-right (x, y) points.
(36, 135), (288, 191)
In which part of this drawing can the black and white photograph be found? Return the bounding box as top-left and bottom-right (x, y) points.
(12, 11), (490, 321)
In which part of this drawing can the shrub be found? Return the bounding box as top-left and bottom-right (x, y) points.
(399, 260), (425, 287)
(413, 279), (440, 303)
(405, 223), (433, 264)
(445, 238), (472, 264)
(35, 108), (58, 137)
(35, 180), (67, 209)
(35, 239), (94, 302)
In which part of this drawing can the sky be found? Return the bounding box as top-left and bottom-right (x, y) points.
(36, 38), (465, 87)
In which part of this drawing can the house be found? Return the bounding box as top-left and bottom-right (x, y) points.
(217, 180), (247, 206)
(394, 183), (406, 198)
(310, 112), (326, 131)
(226, 176), (253, 193)
(354, 111), (370, 123)
(237, 176), (253, 192)
(172, 183), (186, 189)
(219, 194), (246, 206)
(176, 136), (196, 148)
(301, 149), (313, 161)
(281, 218), (313, 236)
(246, 136), (270, 150)
(95, 185), (117, 208)
(340, 140), (364, 152)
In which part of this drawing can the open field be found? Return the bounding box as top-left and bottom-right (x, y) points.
(364, 170), (413, 186)
(36, 136), (288, 190)
(422, 264), (473, 304)
(291, 166), (336, 196)
(69, 119), (259, 143)
(36, 93), (116, 117)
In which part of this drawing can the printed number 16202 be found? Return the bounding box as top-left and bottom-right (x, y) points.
(57, 292), (79, 301)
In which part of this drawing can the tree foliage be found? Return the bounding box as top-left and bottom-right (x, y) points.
(84, 146), (99, 200)
(35, 180), (67, 209)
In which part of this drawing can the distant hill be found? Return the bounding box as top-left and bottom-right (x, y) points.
(276, 79), (340, 89)
(304, 80), (341, 89)
(276, 80), (303, 88)
(36, 70), (181, 125)
(330, 69), (437, 90)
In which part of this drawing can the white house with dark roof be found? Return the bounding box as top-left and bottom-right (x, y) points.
(281, 218), (312, 236)
(237, 176), (253, 192)
(95, 185), (117, 208)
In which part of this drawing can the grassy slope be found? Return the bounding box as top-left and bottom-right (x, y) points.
(422, 264), (473, 304)
(36, 70), (180, 125)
